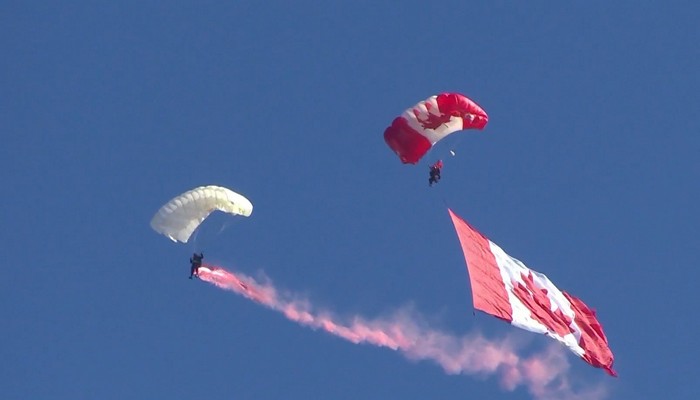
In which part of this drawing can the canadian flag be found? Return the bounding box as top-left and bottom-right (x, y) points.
(448, 208), (617, 376)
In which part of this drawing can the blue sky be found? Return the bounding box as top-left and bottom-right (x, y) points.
(2, 1), (699, 399)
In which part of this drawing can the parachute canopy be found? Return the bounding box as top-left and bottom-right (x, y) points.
(150, 185), (253, 243)
(384, 93), (488, 164)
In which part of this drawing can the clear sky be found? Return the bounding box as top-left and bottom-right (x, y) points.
(2, 2), (699, 399)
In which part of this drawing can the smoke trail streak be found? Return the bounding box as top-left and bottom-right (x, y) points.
(197, 265), (608, 400)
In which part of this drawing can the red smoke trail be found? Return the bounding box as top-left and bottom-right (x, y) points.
(197, 265), (608, 400)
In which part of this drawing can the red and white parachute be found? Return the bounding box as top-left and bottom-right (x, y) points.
(384, 93), (488, 164)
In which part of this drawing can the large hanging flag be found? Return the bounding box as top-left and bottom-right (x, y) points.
(448, 208), (616, 376)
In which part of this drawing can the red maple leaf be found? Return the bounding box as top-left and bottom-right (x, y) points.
(511, 271), (574, 337)
(413, 108), (454, 130)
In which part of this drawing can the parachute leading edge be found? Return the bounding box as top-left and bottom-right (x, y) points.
(150, 185), (253, 243)
(384, 93), (488, 164)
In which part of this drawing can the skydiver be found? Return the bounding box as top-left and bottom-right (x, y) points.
(189, 252), (204, 279)
(429, 160), (443, 186)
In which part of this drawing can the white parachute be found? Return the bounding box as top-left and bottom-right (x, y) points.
(150, 185), (253, 243)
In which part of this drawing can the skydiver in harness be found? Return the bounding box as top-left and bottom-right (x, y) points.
(429, 160), (443, 187)
(189, 252), (204, 279)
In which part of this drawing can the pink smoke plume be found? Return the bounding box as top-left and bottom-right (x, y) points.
(196, 265), (609, 400)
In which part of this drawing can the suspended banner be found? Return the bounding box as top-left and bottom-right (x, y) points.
(448, 208), (616, 376)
